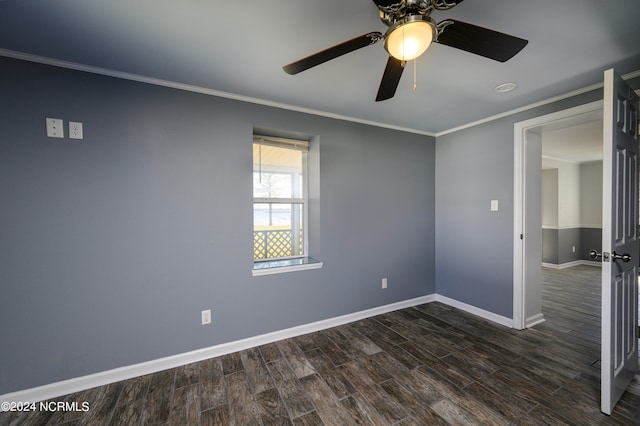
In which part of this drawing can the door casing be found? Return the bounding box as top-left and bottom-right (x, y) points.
(513, 100), (603, 329)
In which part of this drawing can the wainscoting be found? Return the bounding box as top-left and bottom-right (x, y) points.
(542, 226), (602, 266)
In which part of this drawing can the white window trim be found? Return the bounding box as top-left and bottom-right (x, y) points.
(252, 258), (324, 276)
(253, 135), (310, 263)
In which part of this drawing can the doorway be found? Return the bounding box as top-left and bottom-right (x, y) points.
(513, 100), (603, 329)
(514, 73), (640, 415)
(540, 110), (603, 270)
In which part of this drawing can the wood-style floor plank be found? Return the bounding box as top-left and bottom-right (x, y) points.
(298, 374), (356, 426)
(169, 383), (200, 425)
(225, 371), (261, 425)
(266, 357), (315, 419)
(255, 387), (292, 426)
(199, 358), (226, 412)
(2, 264), (639, 425)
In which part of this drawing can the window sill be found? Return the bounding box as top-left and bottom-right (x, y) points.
(252, 257), (323, 276)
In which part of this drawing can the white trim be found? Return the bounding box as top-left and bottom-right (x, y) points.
(542, 155), (603, 166)
(542, 260), (602, 269)
(526, 313), (546, 328)
(513, 122), (525, 329)
(1, 48), (638, 139)
(513, 99), (604, 330)
(437, 70), (640, 137)
(436, 295), (514, 328)
(580, 224), (603, 229)
(252, 261), (323, 276)
(0, 49), (435, 137)
(601, 69), (615, 414)
(541, 225), (603, 230)
(0, 294), (435, 404)
(541, 154), (583, 165)
(0, 293), (528, 403)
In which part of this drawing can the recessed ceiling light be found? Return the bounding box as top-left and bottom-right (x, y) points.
(495, 82), (517, 93)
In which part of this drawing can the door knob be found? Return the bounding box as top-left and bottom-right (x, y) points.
(590, 250), (610, 262)
(612, 251), (631, 262)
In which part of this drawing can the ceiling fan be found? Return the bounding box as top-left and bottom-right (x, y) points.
(282, 0), (528, 101)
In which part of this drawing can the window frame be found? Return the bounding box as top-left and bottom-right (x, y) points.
(253, 135), (309, 262)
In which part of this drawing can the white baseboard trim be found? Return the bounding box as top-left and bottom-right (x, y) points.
(435, 295), (514, 328)
(0, 294), (436, 404)
(525, 313), (546, 328)
(542, 260), (601, 269)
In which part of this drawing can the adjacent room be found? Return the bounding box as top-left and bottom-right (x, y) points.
(1, 0), (640, 423)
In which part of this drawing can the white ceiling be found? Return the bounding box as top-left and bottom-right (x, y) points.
(541, 109), (603, 166)
(1, 0), (639, 134)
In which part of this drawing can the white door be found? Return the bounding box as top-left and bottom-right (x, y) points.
(600, 68), (639, 415)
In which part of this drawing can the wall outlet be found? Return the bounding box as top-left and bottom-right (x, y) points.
(46, 118), (64, 138)
(572, 246), (576, 253)
(490, 200), (499, 212)
(69, 121), (83, 139)
(201, 309), (211, 325)
(382, 278), (388, 289)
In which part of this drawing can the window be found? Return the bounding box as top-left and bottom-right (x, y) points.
(253, 136), (308, 262)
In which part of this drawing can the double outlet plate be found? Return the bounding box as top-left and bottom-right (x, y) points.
(46, 118), (83, 139)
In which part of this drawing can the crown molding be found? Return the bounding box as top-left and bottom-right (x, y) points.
(0, 48), (436, 137)
(1, 48), (638, 139)
(436, 69), (640, 137)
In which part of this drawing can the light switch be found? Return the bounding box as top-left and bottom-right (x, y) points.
(490, 200), (499, 211)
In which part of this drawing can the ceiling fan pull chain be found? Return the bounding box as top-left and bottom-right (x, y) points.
(413, 59), (417, 90)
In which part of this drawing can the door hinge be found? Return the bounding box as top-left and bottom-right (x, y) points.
(520, 234), (523, 240)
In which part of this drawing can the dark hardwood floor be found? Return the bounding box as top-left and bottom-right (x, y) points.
(2, 264), (639, 425)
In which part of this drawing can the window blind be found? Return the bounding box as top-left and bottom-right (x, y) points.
(253, 135), (309, 152)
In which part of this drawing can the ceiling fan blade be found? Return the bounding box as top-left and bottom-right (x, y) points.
(436, 20), (528, 62)
(376, 56), (405, 102)
(283, 32), (383, 75)
(371, 0), (400, 6)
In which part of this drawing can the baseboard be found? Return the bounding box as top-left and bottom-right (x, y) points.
(542, 260), (601, 269)
(525, 313), (546, 328)
(435, 295), (514, 328)
(0, 294), (436, 404)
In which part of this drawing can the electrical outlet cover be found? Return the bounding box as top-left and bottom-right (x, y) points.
(46, 118), (64, 138)
(69, 121), (83, 139)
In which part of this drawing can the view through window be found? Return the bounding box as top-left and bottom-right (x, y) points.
(253, 136), (308, 261)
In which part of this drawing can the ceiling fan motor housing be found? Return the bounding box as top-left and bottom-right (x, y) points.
(378, 0), (457, 27)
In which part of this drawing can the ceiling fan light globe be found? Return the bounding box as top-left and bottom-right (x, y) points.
(385, 20), (434, 61)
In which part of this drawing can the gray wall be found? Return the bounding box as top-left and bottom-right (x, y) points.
(542, 161), (603, 265)
(542, 228), (601, 264)
(542, 228), (582, 264)
(542, 168), (558, 227)
(434, 86), (631, 318)
(435, 120), (518, 316)
(542, 228), (559, 264)
(542, 168), (559, 264)
(579, 162), (602, 262)
(557, 228), (582, 264)
(580, 228), (602, 262)
(0, 56), (436, 394)
(580, 162), (603, 226)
